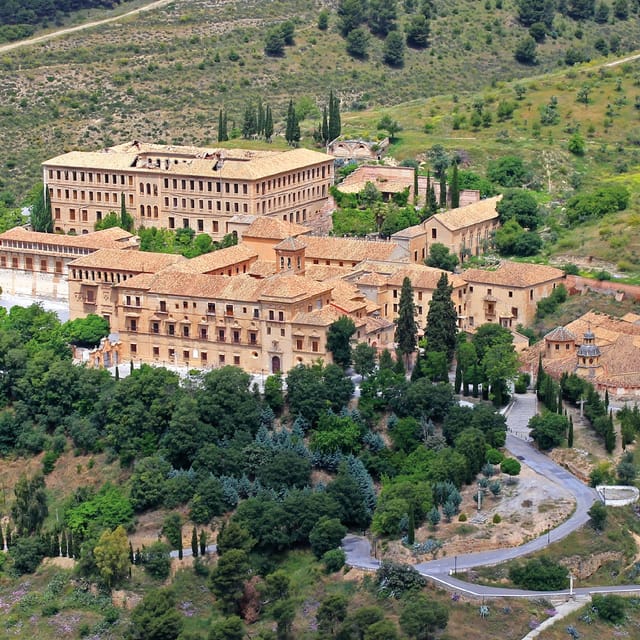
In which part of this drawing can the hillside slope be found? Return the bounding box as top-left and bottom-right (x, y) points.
(2, 0), (640, 197)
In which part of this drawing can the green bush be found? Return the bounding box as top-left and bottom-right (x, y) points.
(509, 556), (569, 590)
(322, 548), (346, 573)
(486, 448), (505, 465)
(592, 594), (626, 623)
(492, 513), (502, 524)
(458, 513), (467, 522)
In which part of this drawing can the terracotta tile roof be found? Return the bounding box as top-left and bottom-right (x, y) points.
(303, 236), (406, 263)
(0, 226), (135, 249)
(44, 145), (333, 180)
(427, 196), (501, 231)
(385, 264), (467, 290)
(462, 261), (564, 288)
(621, 312), (640, 325)
(522, 310), (640, 392)
(392, 223), (425, 239)
(248, 260), (277, 277)
(172, 244), (258, 274)
(68, 248), (185, 272)
(274, 237), (307, 251)
(544, 326), (577, 341)
(339, 179), (408, 194)
(364, 315), (394, 333)
(243, 218), (311, 240)
(292, 306), (346, 327)
(304, 264), (354, 281)
(259, 273), (332, 301)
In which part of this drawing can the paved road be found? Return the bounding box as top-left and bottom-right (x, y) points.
(0, 0), (175, 54)
(342, 393), (640, 598)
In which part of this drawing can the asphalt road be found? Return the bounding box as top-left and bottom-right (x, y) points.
(343, 393), (640, 598)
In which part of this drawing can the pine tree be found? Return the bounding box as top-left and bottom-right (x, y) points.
(425, 272), (458, 363)
(439, 173), (447, 208)
(191, 527), (199, 558)
(450, 162), (460, 209)
(264, 105), (274, 142)
(321, 106), (329, 145)
(568, 415), (574, 448)
(394, 276), (418, 368)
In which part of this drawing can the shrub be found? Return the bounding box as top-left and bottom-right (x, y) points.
(376, 561), (426, 598)
(509, 556), (569, 590)
(592, 594), (626, 623)
(486, 448), (504, 465)
(458, 513), (467, 522)
(492, 513), (502, 524)
(322, 548), (346, 573)
(500, 458), (521, 476)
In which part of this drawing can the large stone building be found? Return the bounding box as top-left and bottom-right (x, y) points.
(391, 196), (501, 264)
(460, 261), (565, 329)
(43, 141), (334, 239)
(338, 165), (481, 210)
(524, 311), (640, 399)
(0, 226), (137, 298)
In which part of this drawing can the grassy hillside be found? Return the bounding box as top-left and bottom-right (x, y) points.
(2, 0), (640, 199)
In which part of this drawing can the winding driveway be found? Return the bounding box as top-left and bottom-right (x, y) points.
(343, 393), (640, 598)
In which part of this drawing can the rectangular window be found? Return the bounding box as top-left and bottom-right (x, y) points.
(312, 340), (319, 353)
(219, 354), (225, 364)
(296, 339), (303, 350)
(218, 329), (225, 342)
(40, 259), (47, 271)
(152, 322), (159, 334)
(201, 351), (208, 362)
(182, 325), (190, 338)
(431, 228), (437, 239)
(226, 304), (234, 317)
(153, 346), (160, 357)
(183, 350), (190, 361)
(234, 355), (240, 366)
(130, 343), (137, 354)
(168, 217), (175, 229)
(207, 302), (216, 314)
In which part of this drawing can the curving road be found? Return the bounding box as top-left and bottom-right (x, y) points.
(344, 393), (640, 598)
(0, 0), (175, 54)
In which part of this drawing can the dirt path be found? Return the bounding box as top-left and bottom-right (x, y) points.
(605, 52), (640, 67)
(0, 0), (175, 54)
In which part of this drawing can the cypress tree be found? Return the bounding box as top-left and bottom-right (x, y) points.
(428, 184), (438, 214)
(135, 547), (142, 565)
(115, 365), (120, 381)
(536, 353), (545, 397)
(31, 184), (53, 233)
(199, 530), (207, 556)
(5, 526), (11, 549)
(407, 510), (415, 545)
(257, 100), (265, 136)
(568, 415), (574, 448)
(425, 272), (458, 364)
(605, 389), (610, 411)
(328, 90), (341, 141)
(129, 541), (134, 564)
(191, 527), (198, 558)
(454, 360), (462, 394)
(471, 365), (479, 398)
(0, 525), (4, 551)
(120, 192), (133, 232)
(450, 162), (460, 209)
(439, 173), (447, 208)
(413, 167), (419, 205)
(321, 105), (329, 144)
(217, 109), (226, 142)
(557, 387), (563, 415)
(242, 102), (257, 139)
(424, 171), (431, 215)
(394, 276), (418, 369)
(264, 105), (274, 142)
(285, 99), (295, 145)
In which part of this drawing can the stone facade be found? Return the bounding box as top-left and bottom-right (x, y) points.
(43, 141), (334, 239)
(0, 226), (136, 299)
(391, 196), (501, 264)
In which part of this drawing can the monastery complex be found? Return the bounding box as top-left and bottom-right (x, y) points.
(0, 142), (572, 375)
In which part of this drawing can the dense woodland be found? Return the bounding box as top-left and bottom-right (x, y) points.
(0, 289), (527, 637)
